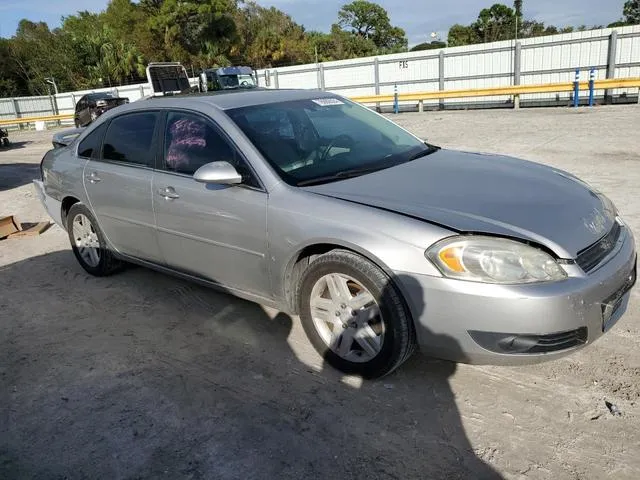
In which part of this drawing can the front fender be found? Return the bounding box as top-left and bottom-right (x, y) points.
(267, 188), (452, 307)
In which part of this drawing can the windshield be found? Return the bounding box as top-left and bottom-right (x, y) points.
(226, 97), (432, 186)
(238, 74), (256, 87)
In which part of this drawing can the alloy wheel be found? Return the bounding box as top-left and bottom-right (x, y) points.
(309, 273), (385, 363)
(72, 213), (101, 267)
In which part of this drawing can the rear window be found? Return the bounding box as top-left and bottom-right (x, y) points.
(77, 123), (107, 159)
(102, 112), (158, 166)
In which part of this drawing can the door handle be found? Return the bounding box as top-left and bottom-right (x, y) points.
(85, 172), (101, 183)
(157, 186), (180, 200)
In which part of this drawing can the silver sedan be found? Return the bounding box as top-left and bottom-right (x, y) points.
(34, 89), (637, 378)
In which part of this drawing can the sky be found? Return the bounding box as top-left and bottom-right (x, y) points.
(0, 0), (629, 45)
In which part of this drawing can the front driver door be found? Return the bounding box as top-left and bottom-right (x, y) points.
(82, 111), (163, 263)
(152, 109), (270, 296)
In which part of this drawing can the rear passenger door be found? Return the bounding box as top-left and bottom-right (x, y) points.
(82, 111), (163, 262)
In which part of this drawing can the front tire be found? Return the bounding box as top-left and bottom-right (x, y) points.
(297, 250), (416, 379)
(66, 203), (122, 276)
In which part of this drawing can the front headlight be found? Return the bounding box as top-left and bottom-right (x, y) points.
(426, 236), (567, 284)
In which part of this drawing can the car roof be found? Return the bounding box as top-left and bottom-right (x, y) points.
(86, 92), (116, 100)
(137, 89), (341, 111)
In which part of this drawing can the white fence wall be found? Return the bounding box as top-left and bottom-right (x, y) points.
(1, 25), (639, 127)
(257, 25), (640, 108)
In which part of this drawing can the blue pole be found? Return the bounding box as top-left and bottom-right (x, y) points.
(394, 84), (399, 114)
(573, 68), (580, 108)
(588, 68), (595, 107)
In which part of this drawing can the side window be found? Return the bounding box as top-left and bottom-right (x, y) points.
(77, 123), (107, 159)
(163, 111), (259, 188)
(102, 112), (158, 166)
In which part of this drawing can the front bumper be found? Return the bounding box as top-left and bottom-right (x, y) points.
(33, 179), (64, 229)
(396, 224), (637, 364)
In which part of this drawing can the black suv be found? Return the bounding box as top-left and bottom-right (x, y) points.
(74, 93), (129, 128)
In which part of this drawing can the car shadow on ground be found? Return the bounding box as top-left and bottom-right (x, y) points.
(0, 161), (39, 192)
(0, 249), (502, 479)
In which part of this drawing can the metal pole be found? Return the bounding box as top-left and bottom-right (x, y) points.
(374, 57), (380, 112)
(514, 42), (521, 109)
(588, 68), (595, 107)
(438, 50), (445, 110)
(12, 98), (22, 130)
(605, 30), (618, 104)
(394, 84), (399, 114)
(317, 64), (325, 91)
(573, 68), (580, 108)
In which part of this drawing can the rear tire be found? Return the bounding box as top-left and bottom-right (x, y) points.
(297, 250), (416, 379)
(66, 203), (122, 276)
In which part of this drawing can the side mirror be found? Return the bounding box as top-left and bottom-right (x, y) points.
(193, 161), (242, 185)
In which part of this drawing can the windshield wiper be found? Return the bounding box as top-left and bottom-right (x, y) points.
(409, 143), (440, 160)
(297, 166), (387, 186)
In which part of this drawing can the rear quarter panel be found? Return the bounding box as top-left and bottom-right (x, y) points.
(42, 144), (89, 210)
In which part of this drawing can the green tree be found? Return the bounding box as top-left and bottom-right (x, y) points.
(148, 0), (238, 65)
(102, 0), (163, 62)
(0, 39), (27, 96)
(514, 0), (523, 37)
(10, 20), (81, 94)
(233, 2), (311, 68)
(514, 0), (523, 17)
(410, 41), (446, 51)
(447, 24), (481, 46)
(337, 0), (407, 51)
(623, 0), (640, 24)
(473, 3), (516, 43)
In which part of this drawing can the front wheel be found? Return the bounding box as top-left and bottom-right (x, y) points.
(297, 250), (416, 379)
(66, 203), (122, 276)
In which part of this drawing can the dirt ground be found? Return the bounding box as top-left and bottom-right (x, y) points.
(1, 106), (639, 480)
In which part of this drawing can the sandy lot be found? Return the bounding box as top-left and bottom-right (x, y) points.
(1, 106), (639, 479)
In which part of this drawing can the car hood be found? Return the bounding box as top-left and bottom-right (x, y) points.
(303, 149), (615, 258)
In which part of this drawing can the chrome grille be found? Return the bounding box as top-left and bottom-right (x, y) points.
(576, 222), (622, 273)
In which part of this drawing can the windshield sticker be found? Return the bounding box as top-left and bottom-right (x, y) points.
(311, 98), (345, 106)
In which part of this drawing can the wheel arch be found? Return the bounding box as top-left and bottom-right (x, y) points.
(282, 239), (410, 316)
(61, 196), (81, 230)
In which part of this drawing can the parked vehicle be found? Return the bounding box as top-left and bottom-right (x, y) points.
(198, 66), (257, 92)
(52, 128), (84, 149)
(74, 92), (128, 128)
(34, 89), (636, 378)
(0, 128), (9, 147)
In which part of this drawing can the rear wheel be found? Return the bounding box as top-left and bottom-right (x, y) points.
(66, 203), (122, 276)
(297, 250), (416, 379)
